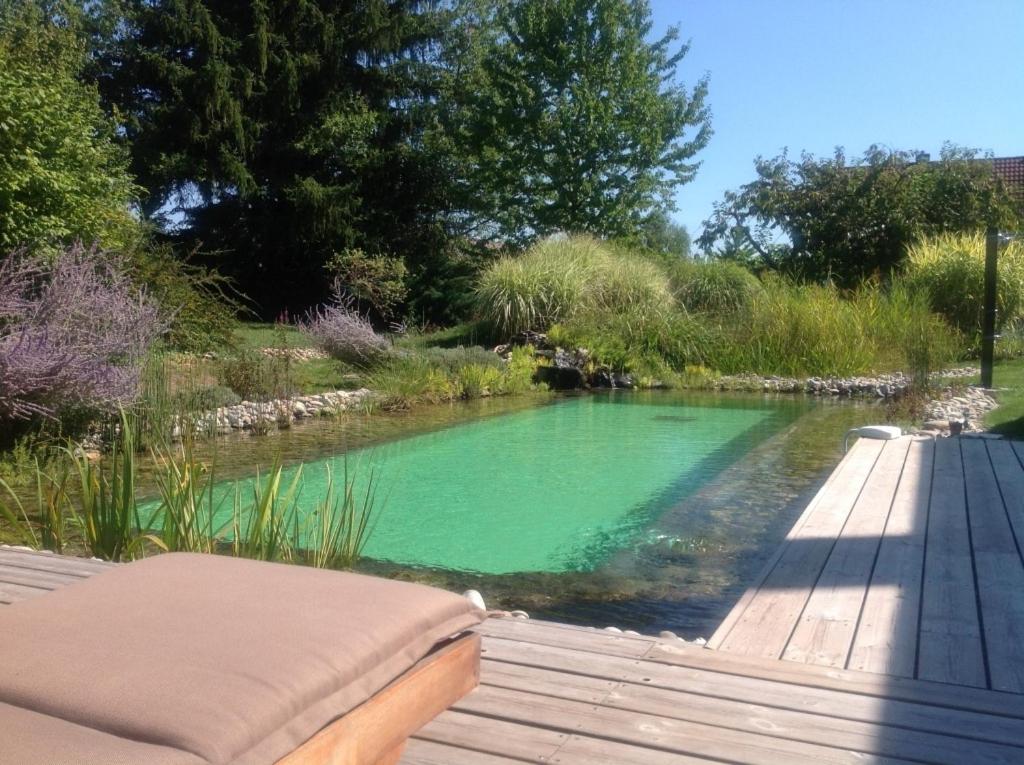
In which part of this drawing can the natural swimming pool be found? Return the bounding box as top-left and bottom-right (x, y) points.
(154, 391), (887, 637)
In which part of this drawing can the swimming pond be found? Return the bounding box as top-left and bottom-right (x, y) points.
(147, 391), (885, 635)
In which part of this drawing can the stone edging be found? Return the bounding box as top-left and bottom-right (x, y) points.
(176, 388), (373, 436)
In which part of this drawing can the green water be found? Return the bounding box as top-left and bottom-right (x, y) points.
(350, 396), (782, 573)
(136, 390), (888, 635)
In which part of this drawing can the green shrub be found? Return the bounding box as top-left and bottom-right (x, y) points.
(669, 259), (763, 314)
(549, 304), (712, 374)
(366, 355), (457, 410)
(456, 364), (503, 399)
(499, 345), (542, 394)
(325, 248), (408, 319)
(903, 233), (1024, 344)
(475, 235), (673, 336)
(218, 352), (291, 400)
(128, 243), (242, 354)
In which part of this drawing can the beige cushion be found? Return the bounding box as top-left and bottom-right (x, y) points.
(0, 702), (207, 765)
(0, 553), (484, 764)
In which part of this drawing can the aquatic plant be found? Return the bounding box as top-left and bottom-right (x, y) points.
(303, 461), (381, 569)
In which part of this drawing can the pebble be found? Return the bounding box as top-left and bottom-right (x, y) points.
(509, 610), (530, 620)
(175, 388), (373, 437)
(714, 367), (979, 399)
(603, 626), (623, 633)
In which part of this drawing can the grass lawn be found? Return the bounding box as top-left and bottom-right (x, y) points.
(985, 358), (1024, 438)
(233, 321), (316, 351)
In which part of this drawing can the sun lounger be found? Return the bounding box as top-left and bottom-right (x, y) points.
(0, 553), (484, 764)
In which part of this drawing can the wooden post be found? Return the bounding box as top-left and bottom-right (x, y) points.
(981, 228), (999, 389)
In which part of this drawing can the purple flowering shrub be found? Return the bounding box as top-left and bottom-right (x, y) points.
(0, 243), (166, 420)
(300, 287), (390, 367)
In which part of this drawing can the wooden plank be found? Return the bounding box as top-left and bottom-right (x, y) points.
(917, 437), (987, 687)
(602, 676), (1023, 764)
(0, 548), (114, 577)
(483, 637), (1024, 747)
(402, 738), (533, 765)
(457, 684), (908, 765)
(783, 438), (912, 667)
(716, 438), (886, 658)
(550, 736), (720, 765)
(648, 637), (1024, 721)
(482, 660), (617, 703)
(0, 579), (52, 605)
(848, 438), (933, 677)
(0, 562), (81, 590)
(414, 710), (567, 762)
(276, 633), (480, 765)
(477, 618), (655, 658)
(480, 655), (1024, 763)
(708, 437), (884, 651)
(988, 440), (1024, 559)
(962, 438), (1024, 693)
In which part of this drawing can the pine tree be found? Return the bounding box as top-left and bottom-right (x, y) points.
(96, 0), (458, 316)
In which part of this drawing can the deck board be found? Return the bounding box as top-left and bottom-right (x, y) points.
(713, 434), (1024, 694)
(711, 437), (885, 659)
(847, 437), (932, 677)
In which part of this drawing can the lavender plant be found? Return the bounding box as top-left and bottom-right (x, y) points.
(0, 243), (166, 420)
(300, 287), (389, 367)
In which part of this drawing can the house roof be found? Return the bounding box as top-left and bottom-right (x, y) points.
(993, 156), (1024, 200)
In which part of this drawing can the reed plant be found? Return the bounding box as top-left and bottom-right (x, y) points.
(146, 437), (221, 554)
(64, 409), (144, 561)
(302, 461), (381, 569)
(228, 460), (303, 562)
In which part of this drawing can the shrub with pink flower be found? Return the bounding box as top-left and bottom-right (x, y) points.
(0, 243), (166, 420)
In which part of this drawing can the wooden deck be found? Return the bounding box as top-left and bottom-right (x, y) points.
(5, 543), (1024, 763)
(710, 434), (1024, 693)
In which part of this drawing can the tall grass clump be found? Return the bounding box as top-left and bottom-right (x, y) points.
(903, 232), (1024, 344)
(669, 259), (763, 314)
(475, 235), (673, 336)
(705, 277), (960, 378)
(549, 304), (712, 376)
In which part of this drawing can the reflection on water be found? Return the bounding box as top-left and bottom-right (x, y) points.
(136, 390), (889, 637)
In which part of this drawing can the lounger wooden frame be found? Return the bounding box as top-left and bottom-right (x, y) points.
(276, 631), (481, 765)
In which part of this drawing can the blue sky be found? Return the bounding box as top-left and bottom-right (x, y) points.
(648, 0), (1024, 241)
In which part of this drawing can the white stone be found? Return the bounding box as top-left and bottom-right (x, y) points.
(510, 610), (530, 619)
(603, 626), (622, 633)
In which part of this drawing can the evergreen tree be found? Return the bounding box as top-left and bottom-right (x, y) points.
(95, 0), (460, 317)
(455, 0), (711, 245)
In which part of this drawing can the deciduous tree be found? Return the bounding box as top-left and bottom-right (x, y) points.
(456, 0), (711, 244)
(698, 144), (1020, 285)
